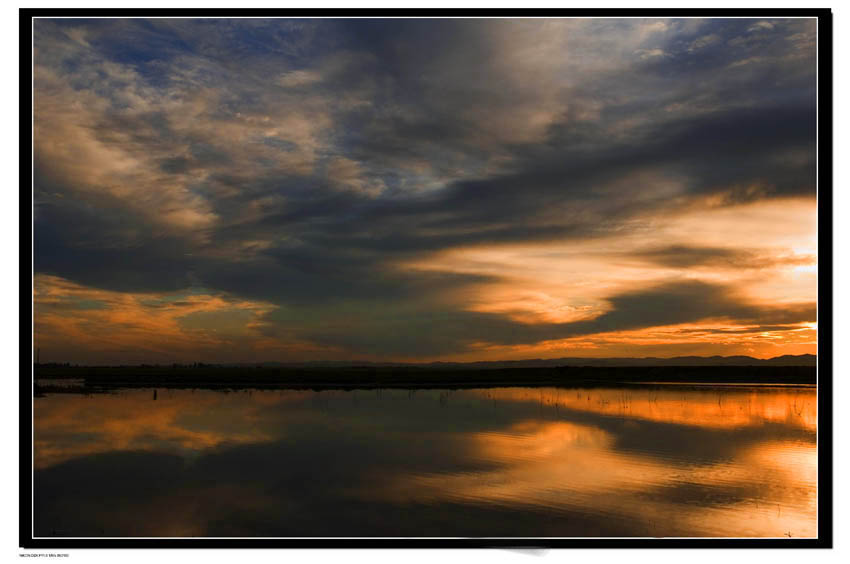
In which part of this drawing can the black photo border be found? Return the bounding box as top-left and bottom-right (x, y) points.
(20, 7), (834, 550)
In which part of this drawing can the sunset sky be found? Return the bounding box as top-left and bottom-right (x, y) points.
(32, 18), (818, 364)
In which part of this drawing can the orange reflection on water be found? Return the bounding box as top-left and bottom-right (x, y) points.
(474, 386), (816, 431)
(376, 386), (817, 537)
(33, 389), (314, 469)
(34, 386), (817, 537)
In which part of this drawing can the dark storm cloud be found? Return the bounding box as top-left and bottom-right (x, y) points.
(34, 195), (198, 294)
(562, 280), (814, 335)
(195, 249), (499, 305)
(363, 103), (815, 243)
(263, 280), (816, 357)
(32, 18), (818, 359)
(195, 100), (813, 278)
(630, 245), (815, 269)
(329, 18), (816, 196)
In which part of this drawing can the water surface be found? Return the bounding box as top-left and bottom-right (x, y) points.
(33, 384), (817, 537)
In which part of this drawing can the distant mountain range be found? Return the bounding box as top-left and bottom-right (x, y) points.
(237, 354), (816, 370)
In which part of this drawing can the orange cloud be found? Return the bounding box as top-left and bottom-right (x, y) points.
(33, 274), (281, 363)
(395, 197), (816, 360)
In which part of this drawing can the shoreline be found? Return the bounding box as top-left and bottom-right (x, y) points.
(32, 364), (817, 394)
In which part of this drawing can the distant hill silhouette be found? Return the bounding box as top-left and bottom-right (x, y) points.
(236, 354), (816, 370)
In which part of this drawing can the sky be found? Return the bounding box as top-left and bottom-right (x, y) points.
(32, 17), (818, 364)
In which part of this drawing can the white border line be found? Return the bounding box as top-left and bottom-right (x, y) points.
(28, 12), (823, 543)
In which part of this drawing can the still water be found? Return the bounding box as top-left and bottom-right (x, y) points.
(33, 385), (817, 538)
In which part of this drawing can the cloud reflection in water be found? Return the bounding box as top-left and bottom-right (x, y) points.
(34, 385), (816, 537)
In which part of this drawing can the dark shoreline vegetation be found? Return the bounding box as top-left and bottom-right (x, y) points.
(33, 360), (817, 395)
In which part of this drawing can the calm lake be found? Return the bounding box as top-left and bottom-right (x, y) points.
(33, 384), (817, 538)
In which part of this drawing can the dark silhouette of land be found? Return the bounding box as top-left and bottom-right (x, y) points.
(33, 355), (817, 394)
